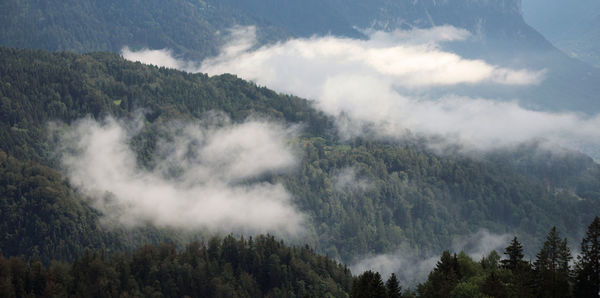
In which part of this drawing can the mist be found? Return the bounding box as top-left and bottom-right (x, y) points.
(122, 26), (600, 155)
(333, 167), (372, 192)
(53, 116), (305, 236)
(350, 230), (511, 286)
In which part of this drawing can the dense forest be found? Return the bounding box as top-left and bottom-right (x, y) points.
(0, 0), (289, 61)
(0, 235), (353, 297)
(2, 217), (599, 297)
(1, 0), (600, 296)
(1, 47), (600, 267)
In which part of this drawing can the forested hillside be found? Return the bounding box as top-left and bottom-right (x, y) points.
(1, 47), (599, 267)
(0, 235), (353, 297)
(0, 0), (287, 61)
(3, 0), (600, 112)
(3, 218), (599, 297)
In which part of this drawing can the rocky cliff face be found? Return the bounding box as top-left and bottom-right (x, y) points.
(214, 0), (528, 41)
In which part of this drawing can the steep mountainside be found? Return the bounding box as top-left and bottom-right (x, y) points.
(1, 0), (598, 113)
(1, 47), (599, 264)
(523, 0), (600, 68)
(0, 0), (287, 61)
(212, 0), (600, 113)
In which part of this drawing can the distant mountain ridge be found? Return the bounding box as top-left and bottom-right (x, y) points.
(1, 0), (598, 113)
(523, 0), (600, 68)
(211, 0), (600, 113)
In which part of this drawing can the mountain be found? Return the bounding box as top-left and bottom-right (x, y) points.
(522, 0), (600, 68)
(2, 0), (600, 288)
(1, 47), (599, 265)
(1, 0), (598, 113)
(212, 0), (600, 113)
(0, 0), (287, 61)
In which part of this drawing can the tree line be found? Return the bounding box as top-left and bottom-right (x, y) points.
(0, 235), (352, 297)
(2, 217), (599, 297)
(352, 217), (600, 298)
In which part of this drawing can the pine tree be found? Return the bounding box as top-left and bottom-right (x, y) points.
(574, 216), (600, 297)
(385, 273), (402, 298)
(501, 237), (525, 271)
(480, 272), (506, 298)
(351, 270), (387, 298)
(417, 251), (460, 298)
(534, 227), (572, 298)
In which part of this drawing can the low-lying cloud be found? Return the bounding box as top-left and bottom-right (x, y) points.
(333, 167), (372, 192)
(350, 250), (439, 286)
(54, 116), (305, 235)
(350, 230), (511, 285)
(122, 26), (600, 155)
(451, 230), (513, 260)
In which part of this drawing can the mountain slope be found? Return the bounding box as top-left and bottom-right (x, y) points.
(0, 0), (287, 61)
(1, 0), (598, 114)
(1, 47), (599, 264)
(523, 0), (600, 68)
(212, 0), (600, 113)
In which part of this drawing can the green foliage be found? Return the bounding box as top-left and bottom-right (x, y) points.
(500, 237), (535, 297)
(574, 216), (600, 297)
(0, 235), (353, 297)
(0, 0), (289, 61)
(0, 149), (199, 265)
(501, 237), (525, 271)
(1, 47), (600, 268)
(351, 270), (386, 298)
(533, 227), (572, 298)
(0, 150), (115, 262)
(417, 251), (461, 298)
(406, 222), (600, 297)
(386, 273), (402, 298)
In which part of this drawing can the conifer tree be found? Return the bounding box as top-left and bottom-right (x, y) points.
(351, 270), (387, 298)
(501, 237), (525, 271)
(417, 251), (460, 298)
(480, 272), (506, 298)
(385, 273), (402, 298)
(534, 227), (572, 298)
(500, 236), (535, 297)
(574, 216), (600, 297)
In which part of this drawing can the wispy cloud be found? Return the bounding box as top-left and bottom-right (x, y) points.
(118, 26), (600, 156)
(333, 167), (372, 192)
(53, 116), (305, 236)
(121, 47), (196, 70)
(198, 26), (544, 89)
(350, 230), (511, 285)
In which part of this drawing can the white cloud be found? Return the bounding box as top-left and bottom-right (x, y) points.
(121, 26), (600, 155)
(197, 27), (544, 89)
(365, 25), (472, 46)
(451, 229), (512, 261)
(121, 47), (195, 70)
(350, 250), (439, 286)
(55, 116), (305, 236)
(333, 167), (372, 192)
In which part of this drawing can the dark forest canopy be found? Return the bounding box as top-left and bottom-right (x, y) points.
(0, 47), (599, 271)
(2, 218), (600, 297)
(0, 235), (353, 297)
